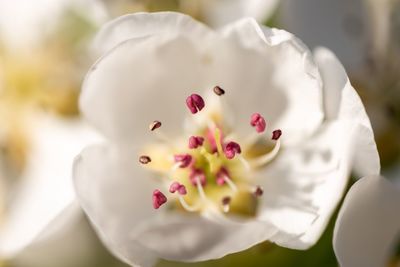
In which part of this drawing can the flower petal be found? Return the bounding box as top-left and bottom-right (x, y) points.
(256, 121), (354, 249)
(73, 144), (159, 267)
(333, 175), (400, 267)
(213, 19), (324, 145)
(73, 144), (279, 263)
(0, 114), (101, 257)
(93, 12), (213, 56)
(136, 212), (279, 262)
(81, 33), (211, 144)
(314, 47), (380, 177)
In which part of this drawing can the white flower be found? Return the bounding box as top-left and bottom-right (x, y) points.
(74, 12), (380, 266)
(0, 113), (102, 264)
(333, 175), (400, 267)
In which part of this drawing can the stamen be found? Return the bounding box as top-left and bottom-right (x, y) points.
(237, 154), (251, 171)
(250, 139), (281, 168)
(189, 169), (206, 186)
(213, 86), (225, 96)
(195, 176), (208, 202)
(216, 168), (238, 192)
(178, 196), (200, 212)
(254, 186), (264, 197)
(152, 189), (167, 209)
(186, 94), (205, 114)
(213, 128), (224, 155)
(224, 141), (241, 159)
(272, 129), (282, 140)
(174, 154), (193, 168)
(149, 120), (162, 131)
(139, 155), (151, 164)
(169, 181), (187, 195)
(188, 136), (205, 149)
(250, 113), (266, 133)
(221, 196), (231, 213)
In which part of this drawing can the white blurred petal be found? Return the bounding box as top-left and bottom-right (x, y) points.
(198, 0), (279, 27)
(279, 0), (370, 73)
(314, 47), (380, 177)
(0, 113), (101, 257)
(0, 0), (107, 49)
(334, 175), (400, 267)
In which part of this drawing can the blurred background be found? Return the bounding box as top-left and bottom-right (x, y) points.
(0, 0), (398, 266)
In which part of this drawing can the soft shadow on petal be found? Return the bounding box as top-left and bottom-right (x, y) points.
(93, 12), (214, 56)
(137, 212), (279, 262)
(213, 19), (324, 145)
(81, 35), (211, 145)
(333, 176), (400, 267)
(256, 121), (354, 249)
(314, 47), (380, 177)
(73, 144), (159, 267)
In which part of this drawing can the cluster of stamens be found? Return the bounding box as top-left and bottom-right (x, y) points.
(139, 86), (282, 216)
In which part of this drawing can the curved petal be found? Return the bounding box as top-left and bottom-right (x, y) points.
(333, 175), (400, 267)
(314, 47), (380, 177)
(81, 34), (211, 144)
(136, 212), (279, 262)
(197, 0), (280, 27)
(211, 19), (324, 145)
(74, 143), (281, 264)
(0, 114), (101, 257)
(278, 0), (370, 74)
(256, 121), (354, 249)
(93, 12), (213, 56)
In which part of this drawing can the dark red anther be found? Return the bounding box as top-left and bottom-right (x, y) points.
(152, 189), (167, 209)
(272, 129), (282, 140)
(169, 182), (187, 195)
(213, 86), (225, 96)
(250, 113), (266, 133)
(186, 94), (205, 114)
(188, 136), (205, 149)
(224, 141), (241, 159)
(139, 155), (151, 164)
(189, 168), (207, 186)
(254, 186), (264, 197)
(174, 154), (193, 168)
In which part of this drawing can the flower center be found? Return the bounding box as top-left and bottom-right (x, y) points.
(139, 86), (281, 217)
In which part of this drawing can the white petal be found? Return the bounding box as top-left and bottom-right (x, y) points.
(93, 12), (213, 56)
(137, 212), (279, 262)
(81, 34), (211, 144)
(314, 47), (380, 177)
(12, 203), (114, 267)
(198, 0), (280, 27)
(0, 114), (101, 257)
(334, 175), (400, 267)
(278, 0), (370, 74)
(73, 144), (158, 267)
(73, 144), (279, 263)
(257, 121), (354, 249)
(213, 19), (324, 145)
